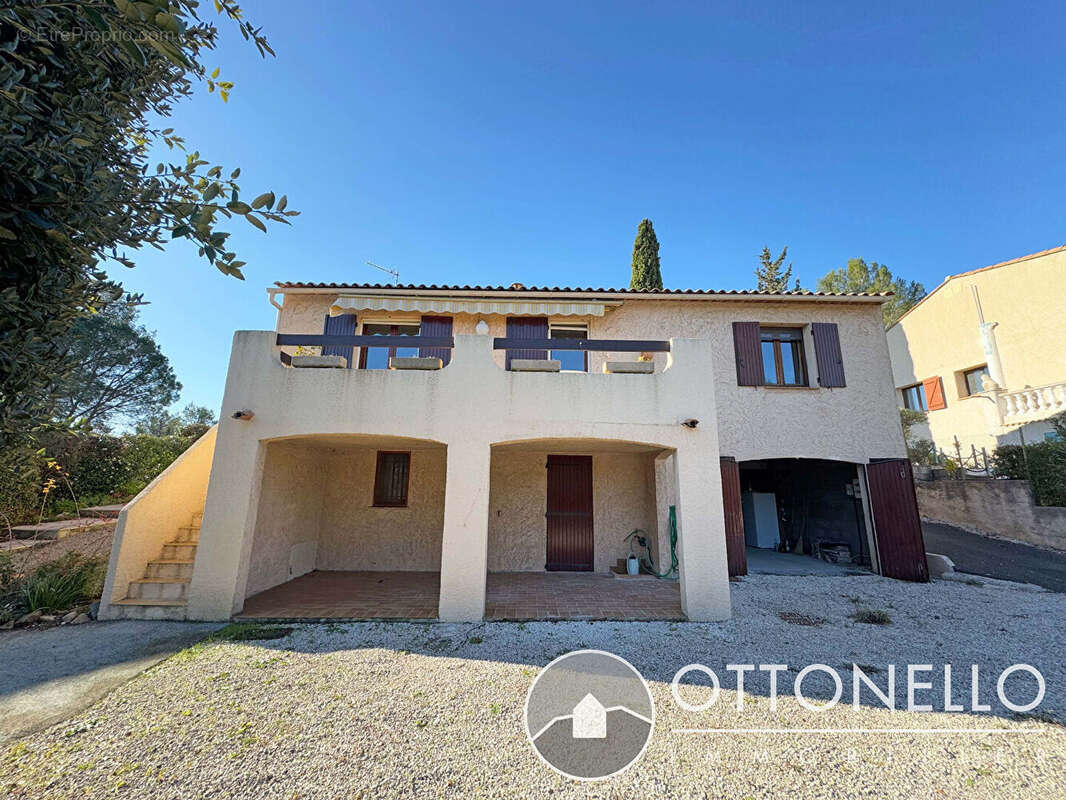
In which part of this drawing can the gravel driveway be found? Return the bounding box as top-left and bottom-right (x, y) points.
(2, 573), (1063, 799)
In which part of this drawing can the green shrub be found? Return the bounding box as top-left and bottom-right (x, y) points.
(993, 442), (1066, 507)
(20, 553), (106, 613)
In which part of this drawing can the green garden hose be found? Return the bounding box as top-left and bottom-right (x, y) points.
(625, 505), (679, 579)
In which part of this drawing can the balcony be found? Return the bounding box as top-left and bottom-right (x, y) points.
(217, 331), (716, 445)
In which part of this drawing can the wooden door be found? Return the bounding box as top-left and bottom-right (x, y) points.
(867, 459), (929, 581)
(545, 455), (594, 571)
(720, 457), (747, 576)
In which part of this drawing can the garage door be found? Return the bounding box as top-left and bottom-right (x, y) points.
(867, 459), (929, 582)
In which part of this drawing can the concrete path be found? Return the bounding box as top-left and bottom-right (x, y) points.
(0, 621), (220, 743)
(922, 520), (1066, 592)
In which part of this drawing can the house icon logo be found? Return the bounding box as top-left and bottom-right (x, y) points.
(524, 650), (655, 780)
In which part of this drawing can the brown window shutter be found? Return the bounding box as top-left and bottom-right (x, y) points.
(321, 313), (357, 368)
(811, 322), (846, 387)
(505, 316), (548, 369)
(719, 457), (747, 576)
(923, 376), (946, 410)
(418, 316), (453, 366)
(732, 321), (763, 386)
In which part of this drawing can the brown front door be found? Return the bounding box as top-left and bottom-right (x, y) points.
(545, 455), (594, 571)
(867, 459), (929, 582)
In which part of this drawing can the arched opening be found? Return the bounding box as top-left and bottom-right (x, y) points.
(239, 434), (446, 619)
(485, 437), (684, 620)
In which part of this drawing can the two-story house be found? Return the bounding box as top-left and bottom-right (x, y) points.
(100, 282), (928, 624)
(887, 245), (1066, 461)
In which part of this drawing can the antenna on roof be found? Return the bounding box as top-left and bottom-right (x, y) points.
(365, 260), (400, 285)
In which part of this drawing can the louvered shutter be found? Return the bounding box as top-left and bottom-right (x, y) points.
(322, 313), (357, 367)
(812, 322), (846, 387)
(418, 316), (453, 366)
(505, 317), (549, 369)
(732, 322), (763, 386)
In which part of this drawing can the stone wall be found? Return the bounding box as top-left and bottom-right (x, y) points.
(915, 478), (1066, 551)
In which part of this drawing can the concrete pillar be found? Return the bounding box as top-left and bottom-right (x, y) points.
(673, 444), (732, 621)
(186, 427), (266, 620)
(438, 439), (492, 621)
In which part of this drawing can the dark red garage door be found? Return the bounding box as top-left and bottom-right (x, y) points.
(867, 459), (929, 582)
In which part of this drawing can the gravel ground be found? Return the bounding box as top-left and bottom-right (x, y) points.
(2, 573), (1064, 799)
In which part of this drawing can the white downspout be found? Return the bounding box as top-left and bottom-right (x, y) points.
(267, 289), (284, 329)
(971, 285), (1005, 389)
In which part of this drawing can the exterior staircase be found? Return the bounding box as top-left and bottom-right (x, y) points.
(112, 511), (201, 613)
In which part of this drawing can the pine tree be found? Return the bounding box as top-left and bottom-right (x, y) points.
(629, 219), (663, 290)
(755, 246), (796, 292)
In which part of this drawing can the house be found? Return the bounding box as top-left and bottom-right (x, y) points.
(887, 245), (1066, 462)
(572, 694), (607, 739)
(99, 281), (928, 624)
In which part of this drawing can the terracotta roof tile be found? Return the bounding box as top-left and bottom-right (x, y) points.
(273, 281), (892, 298)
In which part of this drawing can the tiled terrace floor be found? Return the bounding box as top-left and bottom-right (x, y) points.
(236, 570), (683, 621)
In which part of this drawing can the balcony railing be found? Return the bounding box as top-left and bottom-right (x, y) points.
(275, 333), (670, 367)
(997, 381), (1066, 427)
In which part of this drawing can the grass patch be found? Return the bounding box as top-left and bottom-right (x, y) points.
(851, 609), (892, 625)
(777, 611), (827, 626)
(209, 623), (294, 642)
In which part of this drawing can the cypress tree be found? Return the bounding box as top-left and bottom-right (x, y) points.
(629, 219), (663, 290)
(755, 246), (797, 292)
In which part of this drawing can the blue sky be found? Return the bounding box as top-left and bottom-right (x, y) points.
(115, 0), (1066, 416)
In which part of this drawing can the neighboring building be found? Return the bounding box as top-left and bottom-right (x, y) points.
(101, 281), (928, 624)
(887, 245), (1066, 460)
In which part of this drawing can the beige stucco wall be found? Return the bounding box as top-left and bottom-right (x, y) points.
(487, 449), (655, 573)
(99, 426), (218, 619)
(244, 441), (326, 597)
(275, 292), (904, 464)
(887, 248), (1066, 453)
(317, 447), (445, 572)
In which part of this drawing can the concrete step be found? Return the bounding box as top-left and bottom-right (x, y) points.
(145, 559), (195, 579)
(161, 542), (198, 560)
(192, 511), (203, 524)
(173, 526), (200, 543)
(126, 578), (189, 601)
(84, 504), (125, 519)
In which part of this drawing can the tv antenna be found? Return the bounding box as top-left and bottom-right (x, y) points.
(366, 260), (400, 284)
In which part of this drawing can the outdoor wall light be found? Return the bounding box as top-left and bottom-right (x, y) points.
(232, 410), (255, 421)
(681, 418), (699, 429)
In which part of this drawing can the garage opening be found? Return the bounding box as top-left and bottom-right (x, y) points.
(738, 458), (873, 572)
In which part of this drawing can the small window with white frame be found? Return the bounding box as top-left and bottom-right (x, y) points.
(549, 323), (588, 372)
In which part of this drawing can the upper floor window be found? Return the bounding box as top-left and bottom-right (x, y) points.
(360, 322), (420, 369)
(550, 324), (588, 372)
(901, 382), (928, 411)
(760, 327), (807, 386)
(962, 365), (990, 396)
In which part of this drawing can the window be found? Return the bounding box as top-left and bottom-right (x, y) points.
(549, 324), (588, 372)
(962, 365), (990, 396)
(759, 328), (807, 386)
(373, 451), (410, 507)
(901, 383), (928, 411)
(359, 322), (421, 369)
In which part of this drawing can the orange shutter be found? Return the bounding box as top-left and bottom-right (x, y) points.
(923, 376), (946, 410)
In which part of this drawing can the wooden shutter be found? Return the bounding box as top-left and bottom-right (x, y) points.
(720, 457), (747, 576)
(418, 316), (453, 366)
(812, 322), (846, 387)
(923, 376), (946, 410)
(322, 313), (357, 367)
(867, 459), (929, 581)
(732, 321), (763, 386)
(505, 316), (548, 369)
